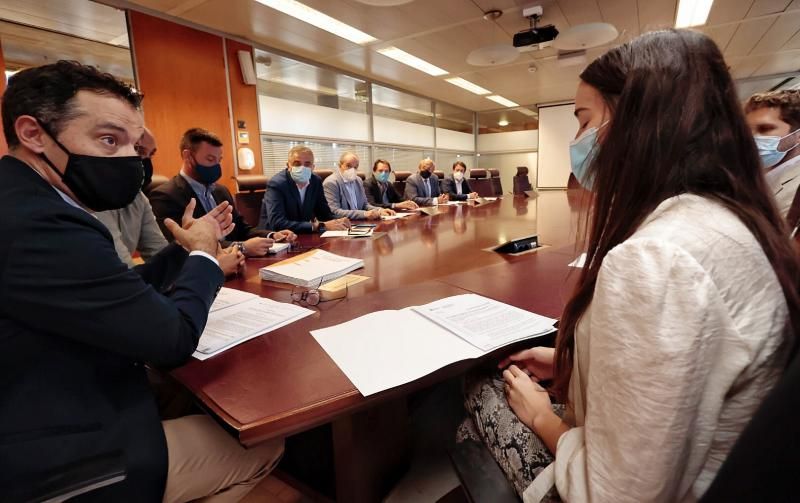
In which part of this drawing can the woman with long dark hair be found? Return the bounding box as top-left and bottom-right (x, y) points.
(459, 29), (800, 502)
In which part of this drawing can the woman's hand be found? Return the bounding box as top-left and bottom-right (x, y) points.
(499, 347), (555, 382)
(503, 364), (554, 429)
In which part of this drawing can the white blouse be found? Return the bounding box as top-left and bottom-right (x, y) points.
(525, 194), (789, 502)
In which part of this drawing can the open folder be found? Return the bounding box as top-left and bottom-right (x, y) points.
(311, 294), (556, 396)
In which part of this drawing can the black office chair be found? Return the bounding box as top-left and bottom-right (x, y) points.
(143, 174), (169, 198)
(315, 169), (333, 181)
(393, 171), (411, 196)
(234, 174), (269, 226)
(10, 451), (126, 503)
(700, 348), (800, 502)
(512, 167), (533, 195)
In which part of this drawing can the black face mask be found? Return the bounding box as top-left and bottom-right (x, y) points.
(420, 169), (432, 179)
(142, 157), (154, 188)
(38, 121), (144, 211)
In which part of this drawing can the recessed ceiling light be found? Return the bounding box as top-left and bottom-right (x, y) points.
(675, 0), (714, 28)
(498, 119), (509, 126)
(487, 95), (519, 107)
(445, 77), (491, 95)
(255, 0), (377, 45)
(376, 47), (448, 76)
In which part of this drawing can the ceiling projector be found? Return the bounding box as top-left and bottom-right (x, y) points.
(514, 5), (558, 52)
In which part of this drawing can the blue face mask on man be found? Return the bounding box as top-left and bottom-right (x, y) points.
(290, 165), (312, 184)
(375, 171), (391, 183)
(193, 157), (221, 185)
(569, 121), (608, 190)
(754, 128), (800, 169)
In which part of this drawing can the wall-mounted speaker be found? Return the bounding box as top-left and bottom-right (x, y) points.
(237, 50), (257, 86)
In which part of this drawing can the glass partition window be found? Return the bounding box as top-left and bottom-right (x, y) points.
(478, 106), (539, 134)
(261, 137), (371, 176)
(437, 152), (476, 174)
(373, 145), (434, 173)
(256, 49), (370, 142)
(0, 6), (133, 83)
(372, 84), (434, 148)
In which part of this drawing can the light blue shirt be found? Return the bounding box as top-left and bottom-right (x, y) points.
(343, 181), (360, 210)
(181, 171), (216, 213)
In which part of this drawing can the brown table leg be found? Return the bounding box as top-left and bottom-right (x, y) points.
(332, 398), (410, 502)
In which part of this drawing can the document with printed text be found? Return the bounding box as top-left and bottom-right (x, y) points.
(311, 294), (556, 396)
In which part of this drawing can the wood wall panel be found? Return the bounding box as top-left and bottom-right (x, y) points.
(225, 39), (263, 176)
(128, 11), (235, 192)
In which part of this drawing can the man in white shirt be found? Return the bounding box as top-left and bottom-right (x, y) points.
(745, 90), (800, 218)
(442, 161), (479, 201)
(404, 158), (449, 207)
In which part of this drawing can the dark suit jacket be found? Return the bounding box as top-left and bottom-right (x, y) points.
(0, 156), (223, 501)
(441, 175), (473, 201)
(404, 172), (442, 206)
(149, 173), (268, 244)
(258, 169), (335, 234)
(364, 174), (405, 208)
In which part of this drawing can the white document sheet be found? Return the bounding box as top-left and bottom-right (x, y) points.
(311, 308), (484, 396)
(321, 230), (350, 237)
(569, 253), (587, 268)
(311, 294), (557, 396)
(381, 213), (411, 221)
(210, 287), (259, 312)
(413, 294), (557, 351)
(194, 298), (313, 360)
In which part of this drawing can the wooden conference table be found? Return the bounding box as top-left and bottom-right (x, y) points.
(171, 191), (585, 501)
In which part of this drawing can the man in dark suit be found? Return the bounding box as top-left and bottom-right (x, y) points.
(442, 161), (478, 201)
(259, 145), (351, 233)
(364, 158), (419, 210)
(149, 128), (296, 257)
(404, 158), (450, 207)
(0, 61), (282, 501)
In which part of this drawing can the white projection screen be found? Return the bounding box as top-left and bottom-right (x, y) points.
(537, 103), (577, 189)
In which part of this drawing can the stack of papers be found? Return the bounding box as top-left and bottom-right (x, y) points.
(259, 249), (364, 287)
(311, 294), (556, 396)
(194, 288), (313, 360)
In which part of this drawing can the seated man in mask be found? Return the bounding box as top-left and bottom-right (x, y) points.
(745, 90), (800, 218)
(404, 158), (449, 207)
(0, 60), (283, 501)
(323, 151), (394, 220)
(363, 158), (418, 210)
(95, 127), (168, 266)
(150, 128), (295, 256)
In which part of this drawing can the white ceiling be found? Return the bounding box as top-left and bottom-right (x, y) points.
(1, 0), (798, 111)
(115, 0), (800, 111)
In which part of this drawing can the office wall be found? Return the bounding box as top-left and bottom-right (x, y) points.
(226, 40), (263, 175)
(537, 103), (576, 189)
(0, 39), (7, 154)
(373, 115), (434, 148)
(478, 152), (537, 196)
(129, 11), (236, 192)
(477, 129), (538, 153)
(259, 95), (370, 141)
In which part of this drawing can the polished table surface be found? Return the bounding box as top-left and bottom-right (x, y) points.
(172, 192), (584, 446)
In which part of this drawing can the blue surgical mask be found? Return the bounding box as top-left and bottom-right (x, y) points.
(194, 157), (221, 185)
(375, 171), (390, 183)
(290, 165), (312, 184)
(754, 129), (800, 169)
(569, 121), (608, 190)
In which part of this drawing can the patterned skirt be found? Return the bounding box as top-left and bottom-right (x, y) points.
(457, 371), (564, 501)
